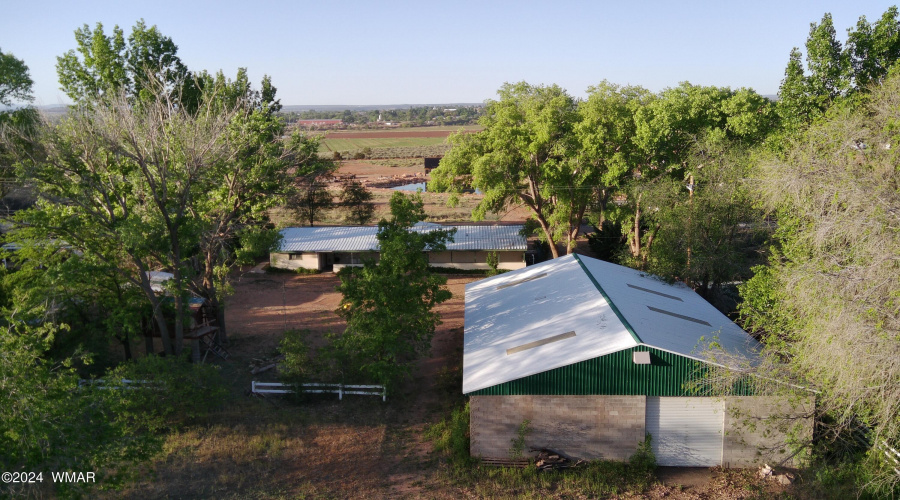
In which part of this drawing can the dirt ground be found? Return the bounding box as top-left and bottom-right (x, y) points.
(188, 271), (789, 498)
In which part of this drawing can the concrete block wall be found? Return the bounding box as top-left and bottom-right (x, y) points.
(269, 252), (319, 270)
(723, 396), (814, 467)
(470, 395), (646, 460)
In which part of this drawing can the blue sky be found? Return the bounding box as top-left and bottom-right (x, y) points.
(2, 1), (897, 106)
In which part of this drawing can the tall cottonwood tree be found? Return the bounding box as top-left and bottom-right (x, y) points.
(56, 20), (197, 107)
(430, 82), (580, 257)
(14, 75), (316, 355)
(742, 72), (900, 493)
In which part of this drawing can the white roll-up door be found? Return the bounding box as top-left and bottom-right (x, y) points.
(646, 397), (724, 466)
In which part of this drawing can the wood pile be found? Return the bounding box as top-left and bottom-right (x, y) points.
(481, 449), (584, 471)
(533, 449), (584, 471)
(249, 354), (284, 375)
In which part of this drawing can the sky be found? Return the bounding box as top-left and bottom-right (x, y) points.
(2, 0), (898, 107)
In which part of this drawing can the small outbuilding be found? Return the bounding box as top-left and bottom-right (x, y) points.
(270, 223), (528, 273)
(463, 254), (812, 467)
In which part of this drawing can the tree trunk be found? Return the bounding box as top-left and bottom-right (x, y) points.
(121, 337), (133, 360)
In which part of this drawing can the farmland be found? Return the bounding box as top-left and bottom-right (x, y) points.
(315, 125), (481, 157)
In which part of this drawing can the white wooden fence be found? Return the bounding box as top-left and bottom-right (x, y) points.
(880, 440), (900, 477)
(251, 381), (386, 401)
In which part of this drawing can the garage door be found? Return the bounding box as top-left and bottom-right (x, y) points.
(646, 397), (724, 466)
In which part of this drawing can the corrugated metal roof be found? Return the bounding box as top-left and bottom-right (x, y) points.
(462, 253), (761, 394)
(277, 224), (527, 253)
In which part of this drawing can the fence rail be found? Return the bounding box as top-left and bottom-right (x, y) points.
(251, 381), (386, 401)
(880, 440), (900, 477)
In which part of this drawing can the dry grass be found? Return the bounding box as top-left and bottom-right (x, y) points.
(269, 189), (495, 227)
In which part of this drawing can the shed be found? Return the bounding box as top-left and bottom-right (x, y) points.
(463, 253), (812, 467)
(270, 223), (528, 272)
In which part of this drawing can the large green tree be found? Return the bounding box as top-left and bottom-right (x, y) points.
(56, 20), (197, 107)
(618, 83), (774, 266)
(741, 71), (900, 493)
(0, 48), (33, 106)
(777, 7), (900, 129)
(430, 82), (580, 257)
(13, 71), (318, 355)
(333, 192), (453, 388)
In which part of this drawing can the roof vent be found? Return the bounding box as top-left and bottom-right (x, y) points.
(647, 306), (712, 326)
(506, 331), (576, 355)
(496, 272), (548, 290)
(627, 283), (683, 301)
(633, 351), (651, 364)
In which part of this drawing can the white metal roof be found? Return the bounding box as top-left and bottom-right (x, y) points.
(462, 253), (761, 394)
(277, 224), (527, 253)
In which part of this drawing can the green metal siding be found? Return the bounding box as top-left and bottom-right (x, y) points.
(468, 346), (754, 397)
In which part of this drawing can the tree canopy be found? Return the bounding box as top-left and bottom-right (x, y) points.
(333, 192), (454, 388)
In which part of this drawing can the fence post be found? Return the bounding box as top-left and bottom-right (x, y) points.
(339, 383), (343, 400)
(382, 385), (386, 402)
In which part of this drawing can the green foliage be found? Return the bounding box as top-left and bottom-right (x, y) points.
(777, 7), (900, 130)
(339, 179), (375, 225)
(290, 176), (334, 226)
(278, 329), (316, 391)
(0, 321), (162, 497)
(0, 47), (33, 105)
(508, 419), (532, 459)
(744, 69), (900, 492)
(627, 434), (656, 486)
(99, 354), (226, 430)
(424, 402), (475, 469)
(430, 82), (582, 257)
(332, 192), (454, 389)
(485, 251), (500, 276)
(56, 20), (195, 107)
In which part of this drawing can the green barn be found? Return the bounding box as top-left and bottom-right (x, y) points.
(463, 254), (812, 467)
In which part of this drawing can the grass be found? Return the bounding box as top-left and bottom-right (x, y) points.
(423, 403), (660, 499)
(319, 136), (447, 152)
(269, 190), (491, 227)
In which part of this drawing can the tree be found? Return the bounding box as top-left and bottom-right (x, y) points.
(12, 72), (315, 356)
(339, 179), (375, 225)
(643, 138), (765, 302)
(804, 13), (849, 107)
(332, 192), (454, 388)
(620, 83), (774, 266)
(0, 48), (39, 200)
(741, 71), (900, 494)
(430, 82), (580, 257)
(0, 48), (33, 106)
(574, 81), (648, 238)
(290, 175), (333, 226)
(56, 20), (196, 107)
(777, 7), (900, 130)
(846, 6), (900, 89)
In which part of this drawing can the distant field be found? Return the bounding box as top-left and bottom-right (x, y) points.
(317, 125), (480, 153)
(320, 136), (446, 152)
